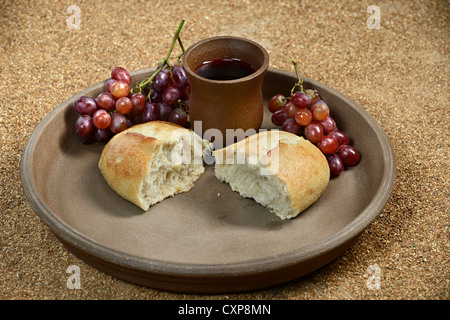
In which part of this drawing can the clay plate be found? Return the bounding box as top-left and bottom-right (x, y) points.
(20, 67), (396, 293)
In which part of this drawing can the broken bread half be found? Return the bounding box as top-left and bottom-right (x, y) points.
(98, 121), (212, 210)
(214, 130), (330, 220)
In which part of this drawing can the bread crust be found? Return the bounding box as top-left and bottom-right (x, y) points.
(99, 131), (161, 209)
(273, 135), (330, 216)
(98, 121), (208, 210)
(214, 130), (330, 219)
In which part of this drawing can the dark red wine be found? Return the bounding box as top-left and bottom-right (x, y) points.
(195, 58), (256, 81)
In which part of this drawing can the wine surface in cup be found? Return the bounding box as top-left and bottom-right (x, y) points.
(195, 58), (256, 81)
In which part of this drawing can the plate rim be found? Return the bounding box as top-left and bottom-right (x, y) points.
(20, 67), (396, 278)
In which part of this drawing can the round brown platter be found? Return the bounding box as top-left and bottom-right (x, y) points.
(20, 67), (396, 293)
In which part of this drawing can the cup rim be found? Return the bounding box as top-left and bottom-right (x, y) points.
(182, 36), (269, 84)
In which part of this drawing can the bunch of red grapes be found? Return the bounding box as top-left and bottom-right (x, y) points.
(73, 65), (191, 144)
(268, 89), (360, 177)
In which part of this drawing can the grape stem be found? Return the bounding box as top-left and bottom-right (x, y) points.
(177, 36), (186, 62)
(286, 56), (305, 95)
(134, 19), (186, 96)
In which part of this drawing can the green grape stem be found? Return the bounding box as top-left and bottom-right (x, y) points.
(134, 19), (186, 97)
(286, 56), (305, 96)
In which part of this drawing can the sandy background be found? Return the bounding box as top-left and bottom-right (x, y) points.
(0, 0), (448, 299)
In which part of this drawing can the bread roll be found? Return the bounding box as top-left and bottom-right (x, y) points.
(98, 121), (212, 210)
(214, 130), (330, 220)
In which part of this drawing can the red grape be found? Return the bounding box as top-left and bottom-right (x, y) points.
(172, 66), (189, 88)
(282, 118), (301, 135)
(328, 130), (350, 146)
(168, 108), (188, 126)
(142, 102), (159, 123)
(109, 112), (128, 134)
(110, 81), (130, 98)
(149, 89), (163, 103)
(130, 93), (146, 115)
(96, 92), (116, 112)
(320, 116), (337, 134)
(111, 67), (131, 85)
(127, 112), (143, 125)
(310, 100), (330, 121)
(317, 135), (339, 155)
(126, 117), (134, 128)
(76, 115), (94, 136)
(294, 108), (312, 126)
(337, 145), (360, 166)
(93, 127), (112, 142)
(115, 97), (132, 114)
(285, 101), (301, 118)
(93, 109), (111, 129)
(105, 79), (116, 93)
(268, 94), (287, 113)
(271, 108), (290, 126)
(74, 96), (98, 116)
(180, 85), (190, 101)
(157, 102), (173, 121)
(162, 85), (181, 105)
(291, 91), (311, 109)
(304, 121), (324, 144)
(152, 69), (170, 92)
(327, 154), (344, 176)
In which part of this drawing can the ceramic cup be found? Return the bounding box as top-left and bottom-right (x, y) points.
(182, 36), (269, 146)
